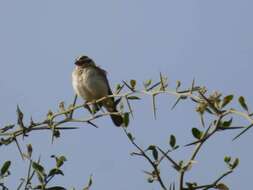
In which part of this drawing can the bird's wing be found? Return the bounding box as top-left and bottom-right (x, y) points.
(94, 65), (113, 95)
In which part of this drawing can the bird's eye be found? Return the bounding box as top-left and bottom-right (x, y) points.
(85, 59), (92, 63)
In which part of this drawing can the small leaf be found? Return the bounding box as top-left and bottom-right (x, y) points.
(144, 79), (152, 88)
(221, 95), (233, 108)
(16, 105), (24, 120)
(127, 96), (140, 100)
(152, 148), (158, 161)
(32, 162), (46, 184)
(115, 84), (122, 94)
(159, 72), (166, 91)
(231, 158), (239, 169)
(17, 105), (25, 128)
(56, 156), (67, 168)
(127, 132), (134, 141)
(178, 160), (184, 168)
(169, 135), (176, 148)
(130, 80), (136, 89)
(1, 161), (11, 176)
(59, 101), (65, 112)
(222, 118), (233, 128)
(123, 112), (130, 127)
(176, 80), (181, 91)
(146, 145), (158, 161)
(174, 145), (179, 150)
(47, 110), (53, 119)
(192, 128), (203, 139)
(147, 145), (156, 151)
(53, 129), (61, 138)
(224, 156), (231, 163)
(83, 175), (93, 190)
(27, 144), (33, 158)
(48, 168), (64, 177)
(238, 96), (248, 112)
(186, 182), (197, 189)
(147, 177), (154, 183)
(32, 162), (45, 174)
(88, 175), (92, 187)
(216, 183), (229, 190)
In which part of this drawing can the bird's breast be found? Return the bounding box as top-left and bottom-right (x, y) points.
(72, 67), (109, 102)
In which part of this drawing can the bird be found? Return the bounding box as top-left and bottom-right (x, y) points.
(72, 55), (123, 127)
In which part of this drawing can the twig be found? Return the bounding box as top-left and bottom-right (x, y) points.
(157, 147), (180, 170)
(192, 170), (232, 190)
(123, 128), (167, 190)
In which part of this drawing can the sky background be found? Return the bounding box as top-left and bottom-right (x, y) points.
(0, 0), (252, 189)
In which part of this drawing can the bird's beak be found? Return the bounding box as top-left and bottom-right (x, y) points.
(75, 60), (82, 66)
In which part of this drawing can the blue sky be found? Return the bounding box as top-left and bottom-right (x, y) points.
(0, 1), (252, 189)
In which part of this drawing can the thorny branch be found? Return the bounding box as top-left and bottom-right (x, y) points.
(0, 76), (252, 189)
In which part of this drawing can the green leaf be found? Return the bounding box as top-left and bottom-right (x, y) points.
(222, 118), (233, 128)
(1, 161), (11, 176)
(224, 156), (231, 163)
(47, 110), (53, 119)
(152, 148), (158, 161)
(32, 162), (45, 174)
(147, 177), (154, 183)
(88, 175), (92, 187)
(144, 79), (152, 88)
(216, 183), (229, 190)
(231, 158), (239, 169)
(127, 132), (134, 141)
(130, 80), (136, 89)
(123, 112), (130, 127)
(32, 161), (46, 184)
(83, 175), (93, 190)
(174, 145), (179, 150)
(176, 80), (181, 91)
(192, 128), (203, 139)
(45, 186), (66, 190)
(56, 156), (67, 168)
(54, 129), (61, 138)
(147, 145), (156, 151)
(48, 168), (64, 177)
(146, 145), (158, 161)
(27, 144), (33, 158)
(221, 95), (234, 108)
(238, 96), (248, 112)
(178, 160), (184, 168)
(115, 83), (121, 90)
(169, 135), (176, 148)
(127, 96), (140, 100)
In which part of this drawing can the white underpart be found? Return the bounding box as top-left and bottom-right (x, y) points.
(72, 66), (109, 102)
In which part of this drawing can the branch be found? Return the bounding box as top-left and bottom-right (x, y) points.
(122, 128), (168, 190)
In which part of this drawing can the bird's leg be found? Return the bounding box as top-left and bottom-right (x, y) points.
(83, 101), (93, 114)
(90, 102), (103, 114)
(84, 101), (102, 115)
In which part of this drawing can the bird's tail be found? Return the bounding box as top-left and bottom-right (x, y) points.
(108, 105), (123, 127)
(110, 113), (123, 127)
(104, 98), (123, 127)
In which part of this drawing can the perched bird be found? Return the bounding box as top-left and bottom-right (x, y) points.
(72, 55), (123, 127)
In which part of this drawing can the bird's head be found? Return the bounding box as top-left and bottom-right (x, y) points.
(74, 55), (94, 67)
